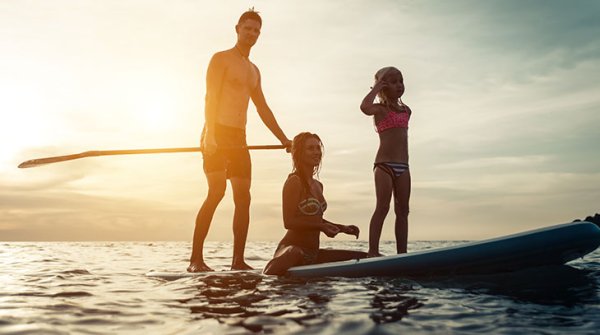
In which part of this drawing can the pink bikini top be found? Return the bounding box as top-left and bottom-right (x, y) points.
(375, 106), (410, 133)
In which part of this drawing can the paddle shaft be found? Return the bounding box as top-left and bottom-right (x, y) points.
(18, 145), (286, 168)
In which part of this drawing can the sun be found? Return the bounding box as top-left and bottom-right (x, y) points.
(0, 81), (59, 169)
(132, 87), (179, 133)
(141, 98), (172, 131)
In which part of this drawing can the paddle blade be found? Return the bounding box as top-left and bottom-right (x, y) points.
(18, 153), (86, 168)
(18, 145), (285, 168)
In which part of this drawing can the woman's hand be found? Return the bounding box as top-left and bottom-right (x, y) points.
(320, 222), (340, 238)
(342, 225), (360, 239)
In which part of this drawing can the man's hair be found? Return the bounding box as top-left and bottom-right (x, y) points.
(238, 8), (262, 26)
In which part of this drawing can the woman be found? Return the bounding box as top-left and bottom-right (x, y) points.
(263, 132), (366, 275)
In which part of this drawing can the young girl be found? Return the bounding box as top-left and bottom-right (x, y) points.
(263, 132), (366, 275)
(360, 66), (412, 257)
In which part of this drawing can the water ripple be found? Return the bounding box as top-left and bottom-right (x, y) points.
(1, 241), (600, 334)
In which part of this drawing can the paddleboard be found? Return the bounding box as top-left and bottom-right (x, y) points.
(146, 222), (600, 279)
(288, 221), (600, 278)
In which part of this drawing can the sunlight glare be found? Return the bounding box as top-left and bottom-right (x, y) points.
(0, 82), (53, 167)
(133, 88), (178, 132)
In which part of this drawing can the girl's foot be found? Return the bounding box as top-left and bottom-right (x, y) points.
(366, 251), (384, 258)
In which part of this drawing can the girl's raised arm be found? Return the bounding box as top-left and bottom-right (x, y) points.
(360, 80), (387, 116)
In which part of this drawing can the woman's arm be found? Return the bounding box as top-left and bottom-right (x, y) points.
(323, 219), (360, 239)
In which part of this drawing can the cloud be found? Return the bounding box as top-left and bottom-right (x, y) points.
(2, 0), (600, 242)
(0, 188), (194, 241)
(435, 155), (551, 171)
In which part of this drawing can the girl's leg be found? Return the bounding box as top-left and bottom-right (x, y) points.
(316, 249), (367, 263)
(263, 246), (305, 276)
(368, 167), (394, 257)
(393, 170), (411, 254)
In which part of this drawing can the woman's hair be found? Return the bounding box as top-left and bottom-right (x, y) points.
(291, 132), (324, 186)
(374, 66), (402, 108)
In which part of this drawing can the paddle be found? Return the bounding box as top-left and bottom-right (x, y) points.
(18, 145), (286, 169)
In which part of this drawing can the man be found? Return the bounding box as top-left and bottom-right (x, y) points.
(188, 9), (291, 272)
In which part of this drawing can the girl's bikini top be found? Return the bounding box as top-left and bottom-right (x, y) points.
(375, 106), (410, 133)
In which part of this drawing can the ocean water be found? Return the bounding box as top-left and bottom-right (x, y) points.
(1, 240), (599, 335)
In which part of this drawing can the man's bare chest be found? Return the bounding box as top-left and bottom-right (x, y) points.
(224, 60), (258, 92)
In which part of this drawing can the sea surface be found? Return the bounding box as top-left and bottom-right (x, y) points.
(1, 240), (599, 335)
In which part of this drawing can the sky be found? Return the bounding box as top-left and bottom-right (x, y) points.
(1, 0), (599, 242)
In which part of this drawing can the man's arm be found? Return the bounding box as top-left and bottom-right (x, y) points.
(250, 67), (291, 148)
(202, 53), (226, 155)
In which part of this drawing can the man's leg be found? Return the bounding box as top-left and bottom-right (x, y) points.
(188, 171), (227, 272)
(229, 177), (253, 270)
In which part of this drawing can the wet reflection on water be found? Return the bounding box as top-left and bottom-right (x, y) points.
(165, 265), (599, 332)
(4, 242), (599, 334)
(369, 289), (422, 323)
(173, 272), (340, 333)
(359, 278), (423, 324)
(166, 271), (430, 333)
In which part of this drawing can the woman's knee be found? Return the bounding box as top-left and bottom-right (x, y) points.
(285, 246), (304, 259)
(264, 246), (304, 275)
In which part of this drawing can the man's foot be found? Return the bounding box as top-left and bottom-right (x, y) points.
(231, 260), (253, 271)
(366, 251), (384, 258)
(187, 261), (214, 273)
